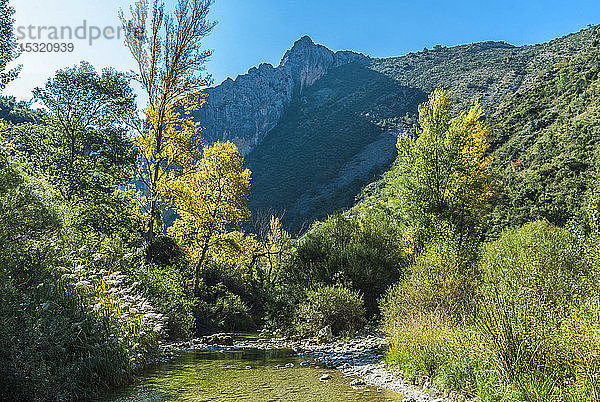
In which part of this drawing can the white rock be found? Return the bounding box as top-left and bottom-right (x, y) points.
(350, 378), (366, 386)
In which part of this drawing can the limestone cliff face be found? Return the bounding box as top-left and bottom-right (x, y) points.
(193, 36), (368, 154)
(280, 36), (367, 91)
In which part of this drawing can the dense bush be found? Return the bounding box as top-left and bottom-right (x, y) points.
(128, 262), (195, 340)
(477, 220), (596, 399)
(294, 285), (365, 337)
(380, 230), (481, 395)
(193, 262), (256, 333)
(195, 288), (255, 333)
(380, 232), (480, 323)
(384, 312), (477, 394)
(260, 284), (304, 333)
(291, 213), (407, 314)
(382, 219), (600, 399)
(0, 146), (164, 400)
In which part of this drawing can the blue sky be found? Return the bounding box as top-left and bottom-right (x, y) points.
(4, 0), (600, 104)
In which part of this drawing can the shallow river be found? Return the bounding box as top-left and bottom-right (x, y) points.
(101, 347), (402, 401)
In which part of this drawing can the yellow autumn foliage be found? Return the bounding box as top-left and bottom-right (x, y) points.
(390, 88), (495, 244)
(164, 141), (251, 291)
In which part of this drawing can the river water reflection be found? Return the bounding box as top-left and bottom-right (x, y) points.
(101, 347), (402, 401)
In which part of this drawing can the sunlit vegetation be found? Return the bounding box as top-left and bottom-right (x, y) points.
(488, 27), (600, 235)
(377, 84), (600, 400)
(245, 25), (600, 234)
(2, 0), (600, 398)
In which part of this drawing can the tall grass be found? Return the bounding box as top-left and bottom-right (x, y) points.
(381, 221), (600, 400)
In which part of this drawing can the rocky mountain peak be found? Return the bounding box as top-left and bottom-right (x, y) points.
(293, 35), (316, 47)
(193, 36), (369, 155)
(280, 35), (367, 90)
(280, 36), (335, 90)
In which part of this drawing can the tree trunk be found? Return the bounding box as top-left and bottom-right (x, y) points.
(194, 240), (211, 296)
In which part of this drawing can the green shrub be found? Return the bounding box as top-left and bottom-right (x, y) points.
(129, 262), (195, 340)
(261, 284), (304, 334)
(291, 213), (407, 315)
(0, 145), (164, 400)
(294, 285), (365, 337)
(193, 260), (257, 334)
(195, 287), (255, 333)
(478, 220), (592, 399)
(384, 312), (478, 394)
(380, 233), (480, 395)
(380, 233), (480, 324)
(212, 292), (254, 331)
(145, 235), (185, 267)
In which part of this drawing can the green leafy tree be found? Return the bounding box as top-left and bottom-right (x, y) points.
(31, 62), (137, 202)
(386, 88), (495, 247)
(0, 96), (40, 124)
(0, 132), (166, 398)
(0, 0), (20, 91)
(8, 62), (140, 237)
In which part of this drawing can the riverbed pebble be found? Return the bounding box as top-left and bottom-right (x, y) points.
(350, 378), (366, 386)
(295, 333), (450, 401)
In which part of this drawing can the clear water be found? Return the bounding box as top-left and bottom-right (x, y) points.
(102, 348), (402, 401)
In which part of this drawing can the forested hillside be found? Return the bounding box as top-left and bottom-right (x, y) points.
(0, 96), (40, 124)
(488, 29), (600, 233)
(199, 27), (599, 232)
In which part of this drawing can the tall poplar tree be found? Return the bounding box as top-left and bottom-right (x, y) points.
(386, 88), (495, 245)
(120, 0), (214, 241)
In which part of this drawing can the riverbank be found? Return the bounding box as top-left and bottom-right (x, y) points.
(293, 334), (459, 402)
(161, 332), (462, 402)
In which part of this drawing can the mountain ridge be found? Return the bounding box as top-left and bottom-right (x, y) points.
(194, 26), (599, 232)
(193, 35), (367, 155)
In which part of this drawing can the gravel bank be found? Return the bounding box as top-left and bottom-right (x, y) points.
(293, 334), (455, 402)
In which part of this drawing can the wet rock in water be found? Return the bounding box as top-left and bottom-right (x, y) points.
(350, 378), (366, 386)
(202, 333), (234, 346)
(320, 374), (333, 381)
(318, 325), (333, 338)
(299, 361), (311, 367)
